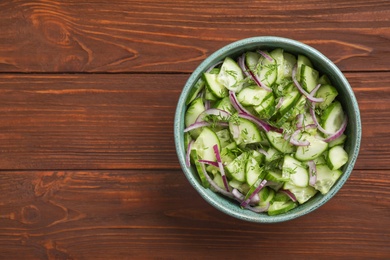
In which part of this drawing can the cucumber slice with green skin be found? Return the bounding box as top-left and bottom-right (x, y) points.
(282, 52), (297, 79)
(313, 164), (343, 194)
(268, 200), (297, 216)
(265, 170), (285, 190)
(245, 153), (266, 186)
(282, 155), (309, 187)
(237, 85), (272, 106)
(191, 151), (210, 188)
(266, 131), (295, 154)
(254, 94), (276, 119)
(264, 147), (283, 163)
(328, 134), (347, 148)
(299, 64), (319, 93)
(295, 133), (328, 161)
(327, 145), (348, 170)
(186, 77), (205, 105)
(217, 57), (244, 92)
(258, 50), (277, 86)
(205, 86), (219, 101)
(245, 51), (261, 71)
(215, 129), (232, 148)
(225, 152), (248, 182)
(318, 74), (331, 85)
(185, 97), (206, 138)
(315, 84), (338, 110)
(192, 127), (221, 161)
(220, 142), (239, 164)
(296, 54), (313, 80)
(212, 173), (226, 191)
(203, 72), (228, 98)
(229, 179), (250, 194)
(229, 116), (262, 145)
(278, 88), (301, 116)
(214, 96), (235, 114)
(283, 181), (318, 204)
(269, 48), (285, 83)
(258, 187), (275, 207)
(321, 101), (345, 134)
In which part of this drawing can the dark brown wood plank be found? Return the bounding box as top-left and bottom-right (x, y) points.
(0, 169), (388, 259)
(0, 72), (388, 170)
(0, 0), (389, 73)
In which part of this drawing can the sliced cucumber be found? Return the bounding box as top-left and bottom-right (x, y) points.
(229, 116), (262, 145)
(203, 72), (228, 98)
(186, 77), (205, 105)
(264, 147), (283, 163)
(268, 200), (297, 216)
(215, 96), (235, 114)
(283, 182), (318, 204)
(192, 127), (220, 161)
(258, 186), (275, 207)
(220, 142), (238, 164)
(282, 52), (297, 79)
(185, 97), (206, 138)
(245, 51), (261, 71)
(229, 179), (250, 194)
(265, 170), (285, 191)
(328, 134), (347, 148)
(313, 164), (343, 194)
(270, 48), (284, 83)
(299, 64), (319, 93)
(315, 84), (338, 110)
(237, 85), (272, 106)
(245, 153), (265, 186)
(225, 152), (248, 182)
(258, 51), (277, 86)
(266, 131), (295, 154)
(282, 155), (309, 187)
(215, 129), (232, 148)
(217, 57), (244, 92)
(254, 94), (276, 119)
(295, 133), (328, 161)
(296, 54), (313, 80)
(321, 101), (345, 134)
(191, 151), (210, 188)
(327, 145), (348, 170)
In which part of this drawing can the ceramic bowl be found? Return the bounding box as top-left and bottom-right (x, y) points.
(174, 36), (361, 223)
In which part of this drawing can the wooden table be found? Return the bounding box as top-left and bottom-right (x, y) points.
(0, 1), (389, 259)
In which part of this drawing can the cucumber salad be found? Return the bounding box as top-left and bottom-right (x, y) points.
(184, 48), (349, 215)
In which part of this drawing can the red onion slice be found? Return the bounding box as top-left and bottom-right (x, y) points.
(309, 104), (333, 135)
(213, 144), (230, 192)
(184, 121), (229, 133)
(308, 160), (317, 186)
(198, 159), (219, 167)
(279, 189), (297, 202)
(296, 113), (304, 129)
(200, 162), (234, 199)
(238, 53), (251, 78)
(245, 202), (270, 213)
(275, 97), (284, 110)
(229, 90), (250, 114)
(249, 70), (273, 92)
(195, 108), (231, 123)
(322, 115), (348, 142)
(257, 50), (273, 62)
(289, 124), (317, 146)
(238, 112), (273, 133)
(240, 179), (268, 208)
(185, 140), (194, 167)
(292, 65), (324, 103)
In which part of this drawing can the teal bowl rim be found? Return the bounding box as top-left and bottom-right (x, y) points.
(174, 36), (361, 223)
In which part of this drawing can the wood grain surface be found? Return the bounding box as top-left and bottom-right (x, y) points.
(0, 0), (389, 259)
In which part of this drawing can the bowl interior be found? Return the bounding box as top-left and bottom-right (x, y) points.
(174, 36), (362, 223)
